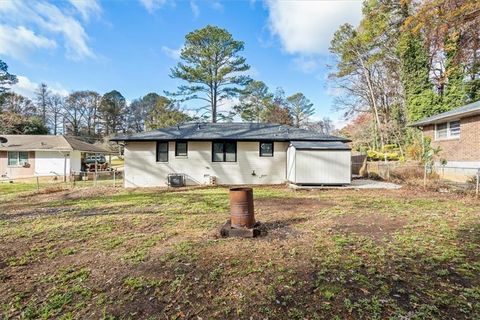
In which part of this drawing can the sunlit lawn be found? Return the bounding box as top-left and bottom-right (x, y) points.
(0, 184), (478, 319)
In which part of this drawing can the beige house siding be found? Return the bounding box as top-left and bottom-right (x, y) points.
(423, 114), (480, 162)
(124, 141), (289, 187)
(0, 151), (36, 178)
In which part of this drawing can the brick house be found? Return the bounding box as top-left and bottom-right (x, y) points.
(411, 100), (480, 171)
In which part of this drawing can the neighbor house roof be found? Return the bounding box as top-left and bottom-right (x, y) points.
(410, 100), (480, 127)
(110, 123), (350, 142)
(290, 141), (351, 150)
(0, 135), (111, 153)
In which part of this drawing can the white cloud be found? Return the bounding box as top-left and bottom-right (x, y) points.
(0, 25), (57, 59)
(138, 0), (168, 13)
(265, 0), (362, 54)
(34, 2), (96, 60)
(292, 56), (321, 74)
(11, 75), (69, 99)
(190, 0), (200, 18)
(139, 0), (219, 15)
(161, 46), (182, 60)
(68, 0), (101, 21)
(0, 0), (97, 61)
(10, 76), (39, 99)
(209, 0), (223, 11)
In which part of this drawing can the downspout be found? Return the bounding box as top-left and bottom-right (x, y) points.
(64, 152), (68, 182)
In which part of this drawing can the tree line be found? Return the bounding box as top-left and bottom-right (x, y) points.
(0, 69), (191, 141)
(331, 0), (480, 156)
(0, 25), (332, 141)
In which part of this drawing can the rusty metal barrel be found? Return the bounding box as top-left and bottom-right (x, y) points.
(229, 187), (255, 229)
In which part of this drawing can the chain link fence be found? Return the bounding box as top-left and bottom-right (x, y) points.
(0, 170), (123, 195)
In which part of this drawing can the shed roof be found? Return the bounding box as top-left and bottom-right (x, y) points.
(0, 135), (111, 153)
(410, 100), (480, 127)
(110, 123), (350, 142)
(291, 141), (351, 150)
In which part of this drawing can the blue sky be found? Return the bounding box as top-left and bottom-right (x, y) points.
(0, 0), (362, 127)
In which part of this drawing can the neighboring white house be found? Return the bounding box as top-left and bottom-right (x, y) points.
(111, 123), (352, 187)
(0, 135), (110, 180)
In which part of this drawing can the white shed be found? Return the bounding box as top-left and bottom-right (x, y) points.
(287, 141), (351, 185)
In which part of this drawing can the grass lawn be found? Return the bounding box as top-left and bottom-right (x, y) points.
(0, 184), (478, 319)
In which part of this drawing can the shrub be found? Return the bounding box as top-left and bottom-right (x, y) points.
(367, 150), (401, 161)
(466, 175), (479, 190)
(406, 144), (422, 160)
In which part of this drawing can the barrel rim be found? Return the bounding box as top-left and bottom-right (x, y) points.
(229, 187), (253, 192)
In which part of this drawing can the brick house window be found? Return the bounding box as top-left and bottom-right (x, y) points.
(435, 121), (460, 140)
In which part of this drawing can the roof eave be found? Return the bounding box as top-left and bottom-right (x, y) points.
(111, 137), (351, 143)
(409, 109), (480, 127)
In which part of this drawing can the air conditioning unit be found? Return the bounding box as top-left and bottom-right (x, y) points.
(167, 173), (185, 187)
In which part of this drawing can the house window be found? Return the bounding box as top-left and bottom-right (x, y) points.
(435, 121), (460, 140)
(212, 141), (236, 162)
(175, 141), (188, 157)
(449, 121), (460, 137)
(8, 151), (28, 166)
(259, 142), (274, 157)
(156, 142), (169, 162)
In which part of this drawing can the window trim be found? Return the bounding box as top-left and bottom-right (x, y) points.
(156, 141), (169, 163)
(175, 141), (188, 157)
(212, 141), (237, 163)
(7, 151), (29, 167)
(259, 141), (274, 157)
(435, 121), (461, 140)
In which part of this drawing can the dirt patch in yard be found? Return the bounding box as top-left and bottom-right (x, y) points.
(0, 185), (479, 319)
(256, 197), (333, 215)
(332, 213), (407, 240)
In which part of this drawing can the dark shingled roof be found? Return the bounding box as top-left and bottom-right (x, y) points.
(110, 123), (350, 142)
(291, 141), (351, 150)
(410, 100), (480, 127)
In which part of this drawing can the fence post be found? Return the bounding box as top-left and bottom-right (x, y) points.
(423, 164), (427, 189)
(476, 169), (479, 198)
(36, 176), (40, 191)
(94, 153), (98, 187)
(113, 170), (116, 188)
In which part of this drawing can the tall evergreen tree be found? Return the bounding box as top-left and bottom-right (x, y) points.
(0, 59), (17, 95)
(99, 90), (126, 135)
(441, 34), (468, 109)
(34, 83), (50, 128)
(168, 25), (251, 123)
(145, 96), (190, 130)
(286, 92), (315, 128)
(234, 80), (272, 122)
(398, 31), (438, 122)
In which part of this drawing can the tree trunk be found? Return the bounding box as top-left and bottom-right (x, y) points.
(356, 50), (385, 152)
(212, 86), (217, 123)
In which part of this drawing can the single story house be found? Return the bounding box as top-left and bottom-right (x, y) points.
(411, 100), (480, 170)
(0, 135), (110, 180)
(111, 122), (352, 188)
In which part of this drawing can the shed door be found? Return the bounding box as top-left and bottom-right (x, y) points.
(295, 150), (351, 184)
